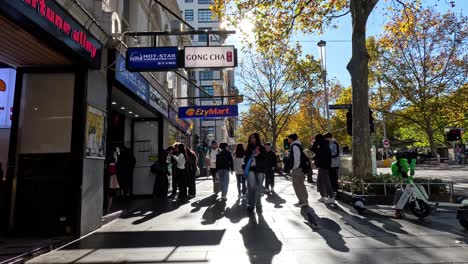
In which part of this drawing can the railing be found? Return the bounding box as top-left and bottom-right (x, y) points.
(339, 180), (454, 197)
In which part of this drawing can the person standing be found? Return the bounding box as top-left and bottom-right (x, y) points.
(324, 133), (340, 197)
(216, 143), (234, 201)
(172, 144), (188, 200)
(244, 133), (267, 213)
(233, 144), (247, 198)
(168, 146), (178, 198)
(186, 147), (198, 198)
(264, 143), (277, 193)
(106, 157), (120, 213)
(205, 141), (220, 192)
(312, 134), (334, 204)
(303, 146), (315, 183)
(151, 150), (169, 199)
(287, 134), (309, 208)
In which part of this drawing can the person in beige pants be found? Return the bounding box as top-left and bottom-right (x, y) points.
(287, 134), (308, 208)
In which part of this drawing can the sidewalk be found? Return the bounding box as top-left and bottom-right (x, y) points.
(27, 174), (468, 264)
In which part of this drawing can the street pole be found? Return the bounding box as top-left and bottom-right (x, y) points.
(318, 40), (331, 132)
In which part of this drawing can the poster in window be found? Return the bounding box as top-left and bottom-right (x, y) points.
(85, 105), (106, 159)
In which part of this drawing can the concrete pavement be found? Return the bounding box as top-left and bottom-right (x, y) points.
(27, 174), (468, 264)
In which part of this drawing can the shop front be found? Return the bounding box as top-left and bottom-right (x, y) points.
(0, 0), (104, 236)
(107, 52), (168, 200)
(168, 107), (192, 148)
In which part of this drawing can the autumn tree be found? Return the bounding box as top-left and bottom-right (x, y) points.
(371, 7), (467, 156)
(237, 47), (320, 150)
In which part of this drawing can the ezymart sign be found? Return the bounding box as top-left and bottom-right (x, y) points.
(184, 46), (237, 69)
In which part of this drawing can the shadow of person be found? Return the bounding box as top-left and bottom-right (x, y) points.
(265, 192), (286, 208)
(119, 198), (187, 225)
(190, 194), (218, 213)
(225, 198), (249, 224)
(240, 214), (283, 264)
(301, 206), (350, 252)
(201, 199), (227, 225)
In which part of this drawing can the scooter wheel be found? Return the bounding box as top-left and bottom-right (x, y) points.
(408, 199), (432, 218)
(460, 219), (468, 230)
(352, 198), (366, 214)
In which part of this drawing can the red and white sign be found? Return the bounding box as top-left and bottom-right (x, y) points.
(383, 139), (390, 148)
(184, 46), (236, 68)
(0, 69), (16, 128)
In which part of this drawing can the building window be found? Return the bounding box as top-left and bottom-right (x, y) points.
(198, 27), (211, 43)
(185, 0), (193, 2)
(198, 9), (217, 23)
(198, 0), (213, 4)
(200, 85), (214, 100)
(199, 71), (213, 81)
(185, 10), (194, 21)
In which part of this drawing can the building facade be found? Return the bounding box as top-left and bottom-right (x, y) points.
(0, 0), (192, 238)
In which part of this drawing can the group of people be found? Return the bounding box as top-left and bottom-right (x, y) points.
(149, 131), (341, 214)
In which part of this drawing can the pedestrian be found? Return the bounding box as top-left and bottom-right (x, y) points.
(151, 150), (169, 199)
(324, 133), (340, 197)
(233, 143), (247, 198)
(287, 134), (309, 208)
(303, 146), (315, 183)
(312, 133), (334, 204)
(244, 133), (267, 213)
(186, 147), (198, 198)
(205, 141), (221, 193)
(264, 143), (277, 193)
(107, 157), (120, 213)
(117, 146), (136, 197)
(172, 144), (188, 200)
(216, 143), (234, 201)
(168, 146), (178, 198)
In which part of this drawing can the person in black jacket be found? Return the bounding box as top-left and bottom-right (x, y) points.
(264, 143), (277, 193)
(152, 150), (169, 199)
(216, 143), (234, 201)
(244, 133), (267, 213)
(311, 133), (334, 204)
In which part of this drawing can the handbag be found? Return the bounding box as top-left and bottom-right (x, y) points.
(243, 154), (254, 178)
(195, 166), (200, 177)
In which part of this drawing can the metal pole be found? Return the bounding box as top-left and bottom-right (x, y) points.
(323, 71), (331, 131)
(378, 77), (387, 140)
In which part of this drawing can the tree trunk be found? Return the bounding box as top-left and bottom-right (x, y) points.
(425, 121), (437, 158)
(347, 0), (378, 180)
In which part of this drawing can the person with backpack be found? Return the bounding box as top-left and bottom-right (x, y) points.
(264, 142), (277, 193)
(324, 132), (340, 197)
(233, 144), (247, 197)
(216, 143), (234, 201)
(244, 133), (267, 213)
(286, 133), (309, 208)
(312, 133), (334, 204)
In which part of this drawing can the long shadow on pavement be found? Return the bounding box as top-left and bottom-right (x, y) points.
(190, 194), (218, 213)
(201, 199), (227, 225)
(225, 198), (249, 224)
(301, 206), (350, 252)
(240, 214), (283, 264)
(119, 198), (189, 225)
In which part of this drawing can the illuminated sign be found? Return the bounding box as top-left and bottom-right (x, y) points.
(0, 69), (16, 128)
(126, 47), (179, 72)
(178, 105), (238, 119)
(0, 0), (102, 68)
(184, 46), (237, 68)
(115, 56), (149, 102)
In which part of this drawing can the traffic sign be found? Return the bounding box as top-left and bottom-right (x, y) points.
(383, 139), (390, 148)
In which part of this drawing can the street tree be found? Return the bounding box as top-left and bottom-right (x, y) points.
(371, 7), (467, 156)
(237, 47), (320, 150)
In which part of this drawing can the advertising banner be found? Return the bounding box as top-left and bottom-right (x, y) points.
(115, 55), (149, 102)
(126, 47), (179, 72)
(184, 46), (237, 68)
(85, 105), (106, 159)
(179, 105), (238, 119)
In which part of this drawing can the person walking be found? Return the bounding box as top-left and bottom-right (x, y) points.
(264, 143), (277, 193)
(216, 143), (234, 201)
(151, 150), (169, 199)
(205, 141), (220, 192)
(186, 147), (198, 198)
(244, 133), (267, 213)
(168, 146), (178, 198)
(172, 144), (188, 200)
(312, 134), (334, 204)
(287, 134), (309, 208)
(324, 133), (340, 197)
(233, 144), (247, 198)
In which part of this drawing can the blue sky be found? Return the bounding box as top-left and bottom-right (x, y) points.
(227, 0), (467, 89)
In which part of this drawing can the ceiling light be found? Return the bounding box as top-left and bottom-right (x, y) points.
(121, 107), (125, 110)
(135, 115), (139, 117)
(129, 111), (133, 114)
(112, 102), (117, 105)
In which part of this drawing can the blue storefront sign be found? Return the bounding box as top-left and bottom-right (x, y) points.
(179, 105), (238, 119)
(115, 56), (149, 102)
(126, 47), (179, 72)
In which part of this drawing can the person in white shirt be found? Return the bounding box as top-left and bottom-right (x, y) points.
(205, 141), (220, 188)
(172, 144), (188, 199)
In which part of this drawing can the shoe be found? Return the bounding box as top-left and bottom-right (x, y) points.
(300, 202), (309, 208)
(188, 195), (195, 198)
(325, 198), (335, 204)
(318, 197), (326, 203)
(294, 202), (301, 207)
(221, 195), (227, 201)
(271, 187), (275, 193)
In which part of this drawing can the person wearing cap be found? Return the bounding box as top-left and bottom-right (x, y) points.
(205, 140), (220, 191)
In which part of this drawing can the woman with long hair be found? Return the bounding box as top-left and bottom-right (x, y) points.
(244, 133), (267, 213)
(186, 147), (198, 198)
(233, 143), (246, 197)
(311, 134), (334, 204)
(172, 143), (188, 199)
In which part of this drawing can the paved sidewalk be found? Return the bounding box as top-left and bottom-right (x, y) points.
(28, 174), (468, 264)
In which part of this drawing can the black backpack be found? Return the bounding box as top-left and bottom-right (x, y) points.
(286, 144), (311, 173)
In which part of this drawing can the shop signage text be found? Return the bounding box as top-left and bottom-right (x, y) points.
(184, 46), (237, 69)
(126, 47), (179, 72)
(179, 105), (238, 119)
(115, 56), (149, 102)
(149, 87), (168, 117)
